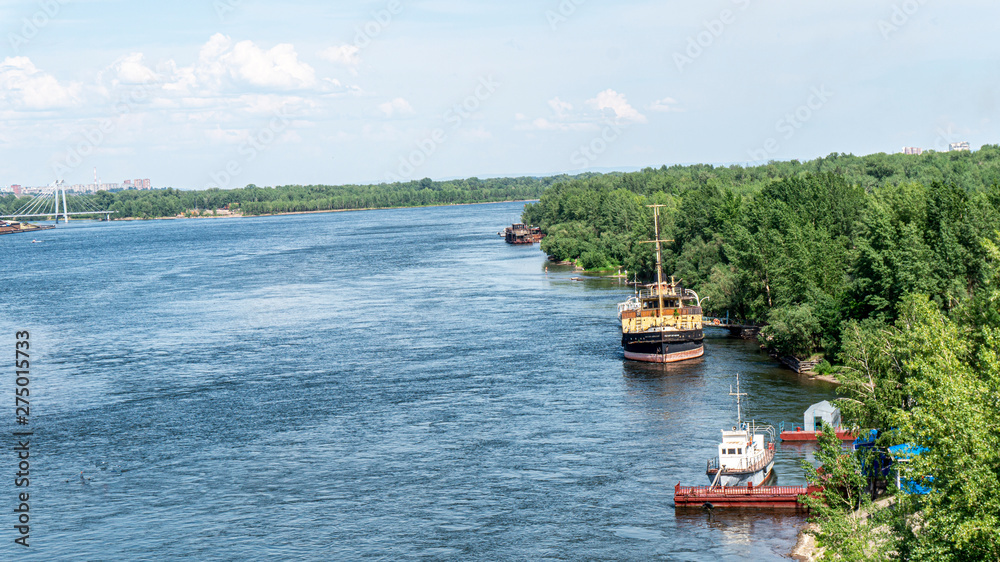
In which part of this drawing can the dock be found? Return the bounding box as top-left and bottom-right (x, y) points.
(780, 428), (855, 442)
(701, 316), (765, 339)
(673, 483), (820, 509)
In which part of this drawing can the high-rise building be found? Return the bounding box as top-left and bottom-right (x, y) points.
(142, 179), (151, 189)
(123, 180), (132, 186)
(12, 184), (21, 195)
(903, 147), (923, 155)
(133, 179), (142, 189)
(950, 141), (971, 152)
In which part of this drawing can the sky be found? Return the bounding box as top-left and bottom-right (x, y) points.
(0, 0), (997, 189)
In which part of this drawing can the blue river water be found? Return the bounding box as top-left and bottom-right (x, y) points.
(2, 201), (837, 560)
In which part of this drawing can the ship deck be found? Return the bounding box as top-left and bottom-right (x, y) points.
(673, 483), (820, 509)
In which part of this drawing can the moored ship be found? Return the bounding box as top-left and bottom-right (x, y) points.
(617, 205), (704, 363)
(0, 220), (55, 235)
(500, 223), (543, 244)
(706, 374), (777, 487)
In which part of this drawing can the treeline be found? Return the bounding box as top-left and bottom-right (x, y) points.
(0, 175), (574, 220)
(799, 266), (1000, 559)
(522, 147), (1000, 360)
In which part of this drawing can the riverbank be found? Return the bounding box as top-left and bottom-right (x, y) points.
(103, 198), (541, 222)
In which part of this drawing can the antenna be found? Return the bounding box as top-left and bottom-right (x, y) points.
(729, 373), (747, 426)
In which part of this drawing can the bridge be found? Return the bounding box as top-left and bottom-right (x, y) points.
(1, 181), (115, 223)
(702, 313), (765, 339)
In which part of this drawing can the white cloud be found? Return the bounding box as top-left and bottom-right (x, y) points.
(547, 96), (573, 117)
(587, 89), (646, 123)
(0, 57), (81, 110)
(223, 37), (317, 89)
(320, 45), (361, 67)
(205, 126), (250, 144)
(520, 117), (599, 132)
(458, 127), (493, 141)
(649, 97), (681, 112)
(378, 97), (415, 117)
(160, 34), (318, 95)
(111, 53), (159, 84)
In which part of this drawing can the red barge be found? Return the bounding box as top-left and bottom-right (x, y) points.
(673, 483), (820, 510)
(780, 428), (855, 442)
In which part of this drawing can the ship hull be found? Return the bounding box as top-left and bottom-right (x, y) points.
(622, 329), (704, 363)
(707, 461), (775, 487)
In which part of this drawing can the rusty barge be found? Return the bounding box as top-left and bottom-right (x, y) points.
(0, 220), (55, 235)
(500, 223), (543, 244)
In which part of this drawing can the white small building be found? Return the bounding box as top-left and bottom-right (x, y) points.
(802, 400), (841, 432)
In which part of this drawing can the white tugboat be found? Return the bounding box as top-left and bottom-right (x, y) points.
(706, 374), (776, 487)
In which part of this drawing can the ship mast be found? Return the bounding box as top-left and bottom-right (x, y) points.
(730, 373), (747, 426)
(643, 204), (672, 324)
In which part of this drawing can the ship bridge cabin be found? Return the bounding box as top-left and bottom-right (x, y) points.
(617, 281), (703, 333)
(718, 428), (767, 470)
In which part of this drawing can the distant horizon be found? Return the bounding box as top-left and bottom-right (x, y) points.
(3, 142), (991, 192)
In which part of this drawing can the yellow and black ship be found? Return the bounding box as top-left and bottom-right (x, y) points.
(616, 205), (704, 363)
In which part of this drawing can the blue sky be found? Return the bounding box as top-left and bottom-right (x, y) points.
(0, 0), (996, 188)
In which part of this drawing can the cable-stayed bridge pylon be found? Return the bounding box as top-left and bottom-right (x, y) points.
(1, 181), (116, 223)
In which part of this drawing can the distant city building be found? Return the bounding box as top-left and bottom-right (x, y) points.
(12, 184), (21, 195)
(142, 179), (151, 189)
(133, 179), (142, 189)
(950, 141), (971, 152)
(123, 180), (132, 187)
(903, 147), (923, 155)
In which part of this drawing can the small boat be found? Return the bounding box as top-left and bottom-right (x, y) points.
(706, 374), (776, 487)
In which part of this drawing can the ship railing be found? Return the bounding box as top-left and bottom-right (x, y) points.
(617, 298), (641, 317)
(709, 449), (775, 473)
(676, 483), (819, 497)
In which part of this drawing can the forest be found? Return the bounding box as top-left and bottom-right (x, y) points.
(521, 147), (1000, 559)
(521, 148), (1000, 361)
(0, 175), (566, 220)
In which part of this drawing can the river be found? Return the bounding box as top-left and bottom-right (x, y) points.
(2, 201), (836, 560)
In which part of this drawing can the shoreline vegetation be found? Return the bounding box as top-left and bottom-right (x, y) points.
(107, 198), (544, 221)
(518, 148), (1000, 560)
(0, 175), (573, 222)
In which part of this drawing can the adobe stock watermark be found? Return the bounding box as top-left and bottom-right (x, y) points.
(8, 0), (71, 54)
(932, 124), (961, 153)
(214, 0), (243, 22)
(570, 120), (627, 169)
(546, 0), (586, 31)
(878, 0), (929, 40)
(51, 80), (158, 180)
(673, 0), (751, 72)
(341, 0), (403, 55)
(747, 86), (834, 163)
(385, 76), (499, 183)
(207, 106), (294, 189)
